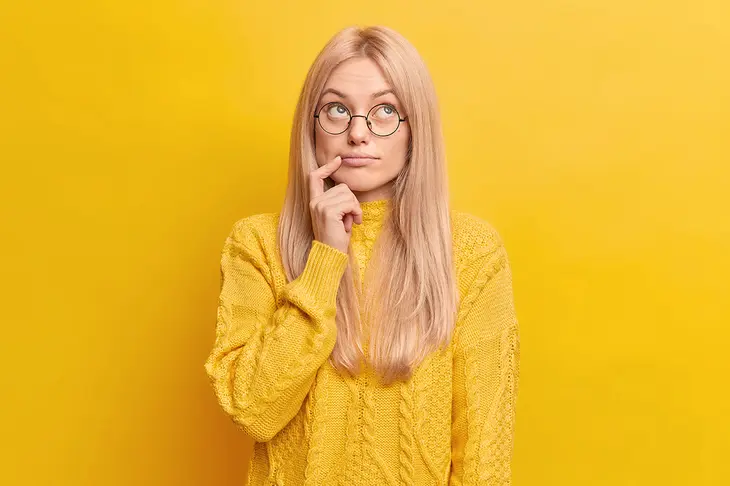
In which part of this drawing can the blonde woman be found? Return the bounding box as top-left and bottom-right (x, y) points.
(204, 25), (520, 486)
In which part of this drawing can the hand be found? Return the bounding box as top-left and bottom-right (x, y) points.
(308, 156), (363, 254)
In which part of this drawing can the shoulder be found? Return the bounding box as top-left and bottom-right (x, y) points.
(224, 211), (280, 260)
(216, 212), (281, 291)
(229, 212), (279, 241)
(450, 209), (505, 267)
(449, 209), (512, 307)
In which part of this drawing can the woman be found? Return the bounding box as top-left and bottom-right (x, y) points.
(204, 25), (520, 486)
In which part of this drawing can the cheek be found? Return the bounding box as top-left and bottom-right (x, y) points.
(314, 130), (329, 163)
(384, 131), (410, 164)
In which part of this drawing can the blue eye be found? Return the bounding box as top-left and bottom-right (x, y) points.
(326, 103), (349, 118)
(372, 104), (396, 119)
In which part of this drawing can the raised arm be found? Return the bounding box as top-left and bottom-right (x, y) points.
(204, 218), (349, 442)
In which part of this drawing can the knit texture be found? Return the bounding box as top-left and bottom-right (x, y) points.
(204, 199), (520, 486)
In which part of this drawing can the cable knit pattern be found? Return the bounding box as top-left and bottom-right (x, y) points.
(204, 199), (520, 485)
(478, 325), (519, 483)
(361, 377), (379, 482)
(414, 349), (453, 485)
(303, 367), (328, 486)
(334, 378), (359, 485)
(399, 379), (416, 485)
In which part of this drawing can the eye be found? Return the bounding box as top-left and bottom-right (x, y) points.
(325, 102), (349, 119)
(371, 104), (397, 120)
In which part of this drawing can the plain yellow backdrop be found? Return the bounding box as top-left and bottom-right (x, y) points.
(1, 1), (728, 485)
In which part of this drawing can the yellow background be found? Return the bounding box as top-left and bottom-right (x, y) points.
(2, 1), (728, 485)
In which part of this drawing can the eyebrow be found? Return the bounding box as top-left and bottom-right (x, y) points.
(320, 88), (396, 100)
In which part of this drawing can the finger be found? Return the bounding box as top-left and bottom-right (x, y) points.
(317, 190), (355, 215)
(343, 213), (353, 232)
(316, 182), (355, 209)
(309, 156), (342, 199)
(326, 185), (363, 225)
(344, 195), (363, 225)
(318, 191), (363, 229)
(326, 190), (362, 226)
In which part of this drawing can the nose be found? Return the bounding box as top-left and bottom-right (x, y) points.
(347, 115), (371, 144)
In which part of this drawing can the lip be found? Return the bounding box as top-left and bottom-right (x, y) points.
(340, 155), (378, 167)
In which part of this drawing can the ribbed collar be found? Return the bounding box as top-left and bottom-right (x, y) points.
(351, 198), (390, 243)
(359, 198), (390, 223)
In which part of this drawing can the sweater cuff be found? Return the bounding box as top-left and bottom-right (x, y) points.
(294, 240), (349, 309)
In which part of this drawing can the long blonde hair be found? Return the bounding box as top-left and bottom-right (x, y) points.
(278, 25), (458, 384)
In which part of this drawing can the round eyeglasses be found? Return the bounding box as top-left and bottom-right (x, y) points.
(314, 102), (407, 137)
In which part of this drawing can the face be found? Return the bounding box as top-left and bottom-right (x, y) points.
(314, 57), (410, 202)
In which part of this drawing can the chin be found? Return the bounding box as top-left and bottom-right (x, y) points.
(330, 171), (382, 193)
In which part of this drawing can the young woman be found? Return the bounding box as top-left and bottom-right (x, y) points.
(204, 25), (520, 486)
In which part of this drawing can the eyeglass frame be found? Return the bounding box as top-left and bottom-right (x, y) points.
(313, 101), (408, 137)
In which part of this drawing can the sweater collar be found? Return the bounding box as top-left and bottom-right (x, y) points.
(359, 198), (390, 224)
(351, 198), (390, 243)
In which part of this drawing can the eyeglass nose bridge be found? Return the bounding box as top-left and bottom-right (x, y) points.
(348, 114), (372, 131)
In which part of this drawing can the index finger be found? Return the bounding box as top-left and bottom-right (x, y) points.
(309, 156), (342, 199)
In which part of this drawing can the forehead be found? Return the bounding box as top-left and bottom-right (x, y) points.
(323, 57), (391, 96)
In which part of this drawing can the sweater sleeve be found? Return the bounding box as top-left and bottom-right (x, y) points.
(450, 243), (521, 486)
(203, 218), (349, 442)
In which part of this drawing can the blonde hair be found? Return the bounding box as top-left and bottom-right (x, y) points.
(278, 25), (458, 384)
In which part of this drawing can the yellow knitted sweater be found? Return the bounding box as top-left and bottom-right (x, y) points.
(204, 198), (520, 486)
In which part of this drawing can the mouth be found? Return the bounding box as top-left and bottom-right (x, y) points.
(340, 155), (378, 167)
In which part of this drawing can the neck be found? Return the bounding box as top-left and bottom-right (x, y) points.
(353, 182), (394, 203)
